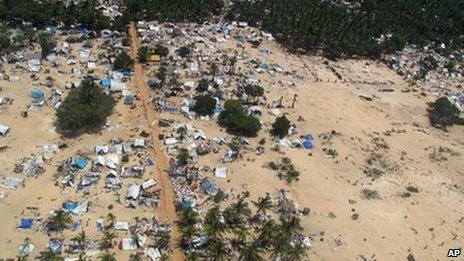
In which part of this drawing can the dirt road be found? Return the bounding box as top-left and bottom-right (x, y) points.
(129, 22), (184, 261)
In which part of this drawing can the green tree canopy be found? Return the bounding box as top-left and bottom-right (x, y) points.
(427, 97), (464, 130)
(113, 51), (134, 71)
(219, 100), (261, 137)
(193, 95), (217, 116)
(38, 32), (53, 58)
(56, 77), (115, 136)
(137, 46), (149, 63)
(271, 115), (291, 138)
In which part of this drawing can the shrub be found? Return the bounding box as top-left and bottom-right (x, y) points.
(153, 44), (169, 57)
(361, 189), (380, 200)
(38, 32), (53, 58)
(427, 97), (464, 130)
(156, 66), (167, 83)
(244, 84), (264, 98)
(0, 29), (12, 53)
(56, 77), (115, 136)
(196, 78), (209, 93)
(213, 189), (227, 203)
(219, 100), (261, 136)
(177, 148), (190, 166)
(137, 46), (149, 63)
(113, 51), (134, 71)
(176, 45), (192, 58)
(271, 115), (291, 138)
(193, 95), (216, 116)
(46, 209), (72, 232)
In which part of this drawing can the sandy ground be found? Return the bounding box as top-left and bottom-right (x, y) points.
(0, 23), (462, 261)
(144, 26), (464, 260)
(0, 35), (170, 259)
(129, 22), (183, 261)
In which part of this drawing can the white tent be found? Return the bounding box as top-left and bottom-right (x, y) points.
(0, 124), (10, 135)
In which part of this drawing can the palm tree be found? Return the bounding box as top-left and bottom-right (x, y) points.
(206, 237), (230, 261)
(178, 207), (200, 251)
(98, 252), (117, 261)
(180, 223), (199, 250)
(131, 232), (140, 248)
(234, 225), (250, 247)
(224, 197), (251, 227)
(106, 213), (116, 229)
(253, 193), (273, 215)
(287, 243), (308, 260)
(238, 241), (265, 261)
(204, 206), (226, 238)
(37, 249), (64, 261)
(270, 234), (291, 260)
(129, 252), (143, 261)
(71, 230), (87, 251)
(280, 216), (303, 237)
(209, 63), (218, 81)
(78, 253), (89, 261)
(186, 251), (203, 261)
(229, 56), (237, 75)
(46, 209), (72, 232)
(256, 220), (276, 249)
(100, 228), (116, 251)
(177, 207), (199, 228)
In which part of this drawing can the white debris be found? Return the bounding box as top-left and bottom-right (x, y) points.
(214, 167), (228, 179)
(0, 124), (10, 135)
(1, 177), (24, 190)
(141, 179), (156, 190)
(121, 238), (138, 250)
(114, 221), (129, 230)
(127, 184), (141, 199)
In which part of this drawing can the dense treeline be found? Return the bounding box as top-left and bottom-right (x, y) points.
(123, 0), (224, 23)
(0, 0), (110, 30)
(227, 0), (464, 58)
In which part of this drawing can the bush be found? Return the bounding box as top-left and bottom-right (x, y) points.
(153, 44), (169, 57)
(244, 84), (264, 98)
(361, 189), (380, 200)
(38, 32), (53, 58)
(176, 45), (192, 58)
(113, 51), (134, 71)
(271, 115), (291, 138)
(427, 97), (464, 130)
(56, 77), (115, 136)
(46, 209), (72, 232)
(177, 148), (190, 166)
(219, 100), (261, 137)
(137, 46), (149, 63)
(196, 78), (209, 93)
(0, 24), (14, 54)
(156, 66), (167, 83)
(193, 95), (217, 116)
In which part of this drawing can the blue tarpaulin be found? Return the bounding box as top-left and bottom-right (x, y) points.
(63, 201), (78, 212)
(180, 197), (193, 210)
(71, 221), (80, 231)
(31, 89), (44, 100)
(73, 158), (88, 169)
(19, 218), (33, 229)
(63, 201), (88, 215)
(101, 78), (112, 88)
(302, 137), (314, 149)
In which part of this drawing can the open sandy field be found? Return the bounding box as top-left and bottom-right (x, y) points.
(0, 23), (463, 260)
